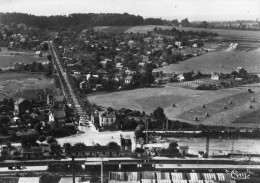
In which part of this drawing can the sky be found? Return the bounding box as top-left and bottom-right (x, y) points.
(0, 0), (259, 21)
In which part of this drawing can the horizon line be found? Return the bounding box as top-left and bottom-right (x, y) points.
(0, 11), (258, 23)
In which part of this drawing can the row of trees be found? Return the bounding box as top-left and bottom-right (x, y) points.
(0, 13), (165, 29)
(0, 12), (199, 30)
(153, 27), (219, 38)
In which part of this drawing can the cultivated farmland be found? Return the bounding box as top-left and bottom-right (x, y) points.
(0, 72), (55, 100)
(88, 83), (260, 127)
(94, 26), (132, 32)
(157, 50), (260, 74)
(0, 47), (46, 69)
(89, 25), (260, 127)
(95, 24), (260, 40)
(88, 86), (207, 113)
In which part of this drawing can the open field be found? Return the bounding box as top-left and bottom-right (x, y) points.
(94, 26), (132, 32)
(0, 72), (54, 100)
(178, 92), (259, 123)
(95, 25), (260, 39)
(175, 27), (260, 41)
(88, 84), (260, 127)
(157, 50), (260, 74)
(164, 83), (260, 128)
(88, 86), (207, 113)
(0, 48), (46, 69)
(94, 25), (260, 51)
(233, 109), (260, 124)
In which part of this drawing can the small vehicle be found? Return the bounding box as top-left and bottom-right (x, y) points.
(248, 89), (254, 93)
(8, 166), (15, 170)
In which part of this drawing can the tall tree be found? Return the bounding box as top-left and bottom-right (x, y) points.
(39, 135), (46, 144)
(46, 136), (57, 144)
(180, 18), (190, 27)
(107, 141), (120, 150)
(63, 142), (72, 154)
(50, 143), (62, 157)
(135, 124), (145, 139)
(152, 107), (166, 120)
(167, 141), (179, 155)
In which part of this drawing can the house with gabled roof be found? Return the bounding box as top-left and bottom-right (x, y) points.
(79, 81), (91, 92)
(211, 72), (226, 80)
(14, 98), (32, 114)
(21, 147), (43, 160)
(14, 89), (49, 103)
(49, 109), (66, 129)
(120, 134), (132, 156)
(69, 145), (120, 158)
(235, 67), (247, 77)
(177, 74), (185, 81)
(125, 76), (133, 84)
(99, 110), (116, 127)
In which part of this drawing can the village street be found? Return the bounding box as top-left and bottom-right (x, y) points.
(49, 41), (137, 149)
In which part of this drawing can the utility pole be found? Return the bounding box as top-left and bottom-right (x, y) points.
(72, 156), (75, 183)
(101, 158), (103, 183)
(205, 135), (209, 157)
(146, 117), (149, 144)
(232, 136), (235, 152)
(162, 122), (164, 131)
(166, 118), (168, 130)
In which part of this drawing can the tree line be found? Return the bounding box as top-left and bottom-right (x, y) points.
(0, 12), (166, 29)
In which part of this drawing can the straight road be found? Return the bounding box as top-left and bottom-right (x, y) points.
(49, 41), (96, 131)
(155, 164), (260, 170)
(0, 166), (47, 174)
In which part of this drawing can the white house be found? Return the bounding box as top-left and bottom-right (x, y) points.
(79, 81), (89, 91)
(125, 69), (136, 75)
(192, 43), (198, 48)
(100, 60), (108, 68)
(229, 43), (238, 50)
(74, 72), (81, 78)
(125, 76), (133, 84)
(101, 58), (112, 68)
(142, 55), (149, 62)
(179, 146), (189, 156)
(138, 62), (146, 67)
(86, 74), (92, 80)
(99, 111), (116, 127)
(161, 62), (168, 66)
(128, 40), (135, 48)
(116, 63), (123, 69)
(35, 51), (42, 57)
(177, 74), (185, 81)
(175, 41), (182, 48)
(211, 72), (225, 80)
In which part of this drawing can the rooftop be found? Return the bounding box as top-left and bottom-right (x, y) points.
(70, 145), (120, 152)
(14, 98), (26, 105)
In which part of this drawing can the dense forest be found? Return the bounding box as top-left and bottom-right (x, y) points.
(0, 12), (166, 29)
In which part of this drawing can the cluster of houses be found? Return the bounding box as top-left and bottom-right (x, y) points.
(52, 27), (210, 93)
(151, 66), (250, 85)
(69, 135), (132, 158)
(13, 60), (50, 71)
(0, 23), (47, 50)
(211, 20), (260, 30)
(13, 88), (68, 130)
(227, 43), (238, 51)
(0, 134), (132, 160)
